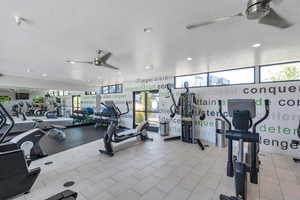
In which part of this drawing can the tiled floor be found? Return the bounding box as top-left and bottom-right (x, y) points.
(11, 134), (300, 200)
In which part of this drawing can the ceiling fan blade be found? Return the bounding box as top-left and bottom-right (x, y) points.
(66, 60), (93, 64)
(186, 13), (244, 29)
(101, 52), (112, 63)
(259, 8), (293, 29)
(102, 63), (119, 70)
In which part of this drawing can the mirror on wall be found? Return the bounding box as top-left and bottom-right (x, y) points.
(0, 87), (97, 122)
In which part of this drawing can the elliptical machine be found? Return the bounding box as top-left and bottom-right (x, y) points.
(218, 99), (270, 200)
(0, 104), (41, 199)
(164, 82), (206, 150)
(0, 103), (47, 161)
(99, 101), (153, 156)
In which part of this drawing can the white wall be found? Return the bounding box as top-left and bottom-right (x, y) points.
(0, 75), (89, 90)
(101, 75), (300, 157)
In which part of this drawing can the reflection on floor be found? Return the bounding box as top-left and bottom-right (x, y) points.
(40, 125), (106, 156)
(11, 133), (300, 200)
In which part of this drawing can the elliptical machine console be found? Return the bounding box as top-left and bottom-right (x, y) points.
(218, 99), (270, 200)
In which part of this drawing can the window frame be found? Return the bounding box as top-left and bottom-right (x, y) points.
(207, 66), (255, 87)
(174, 72), (208, 89)
(101, 84), (123, 94)
(259, 61), (300, 84)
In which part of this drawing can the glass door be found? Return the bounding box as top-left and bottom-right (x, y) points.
(133, 90), (159, 132)
(72, 95), (81, 112)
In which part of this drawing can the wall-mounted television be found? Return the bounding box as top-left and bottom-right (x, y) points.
(16, 93), (29, 100)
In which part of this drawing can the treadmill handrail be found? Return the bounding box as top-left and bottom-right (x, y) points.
(252, 99), (270, 134)
(218, 100), (232, 131)
(166, 84), (178, 118)
(0, 103), (15, 143)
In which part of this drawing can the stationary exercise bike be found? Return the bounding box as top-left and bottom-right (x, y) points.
(99, 101), (153, 156)
(218, 99), (270, 200)
(0, 103), (47, 161)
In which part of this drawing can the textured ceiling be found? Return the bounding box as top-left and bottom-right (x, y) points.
(1, 0), (300, 88)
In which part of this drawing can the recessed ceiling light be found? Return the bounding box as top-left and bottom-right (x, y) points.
(26, 68), (31, 73)
(87, 80), (91, 82)
(144, 27), (153, 33)
(187, 57), (193, 61)
(252, 43), (261, 48)
(42, 73), (47, 77)
(145, 65), (153, 70)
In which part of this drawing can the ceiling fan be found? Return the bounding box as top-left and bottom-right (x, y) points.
(66, 50), (119, 70)
(186, 0), (293, 30)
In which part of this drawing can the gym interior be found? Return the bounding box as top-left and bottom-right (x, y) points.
(1, 1), (300, 200)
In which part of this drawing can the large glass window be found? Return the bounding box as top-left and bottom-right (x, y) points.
(208, 67), (255, 86)
(260, 62), (300, 83)
(175, 73), (207, 88)
(116, 84), (123, 93)
(101, 84), (123, 94)
(102, 86), (109, 94)
(109, 85), (116, 93)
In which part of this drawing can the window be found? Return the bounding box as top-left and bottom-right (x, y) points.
(116, 84), (123, 93)
(208, 67), (255, 86)
(102, 86), (109, 94)
(49, 90), (54, 96)
(85, 91), (96, 95)
(72, 95), (81, 112)
(48, 90), (69, 96)
(175, 73), (207, 88)
(260, 61), (300, 83)
(109, 85), (116, 93)
(101, 84), (123, 94)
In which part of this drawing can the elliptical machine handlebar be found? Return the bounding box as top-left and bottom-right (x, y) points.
(252, 99), (270, 134)
(120, 101), (130, 116)
(101, 101), (129, 117)
(218, 100), (232, 131)
(0, 111), (7, 130)
(0, 103), (15, 143)
(166, 83), (177, 118)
